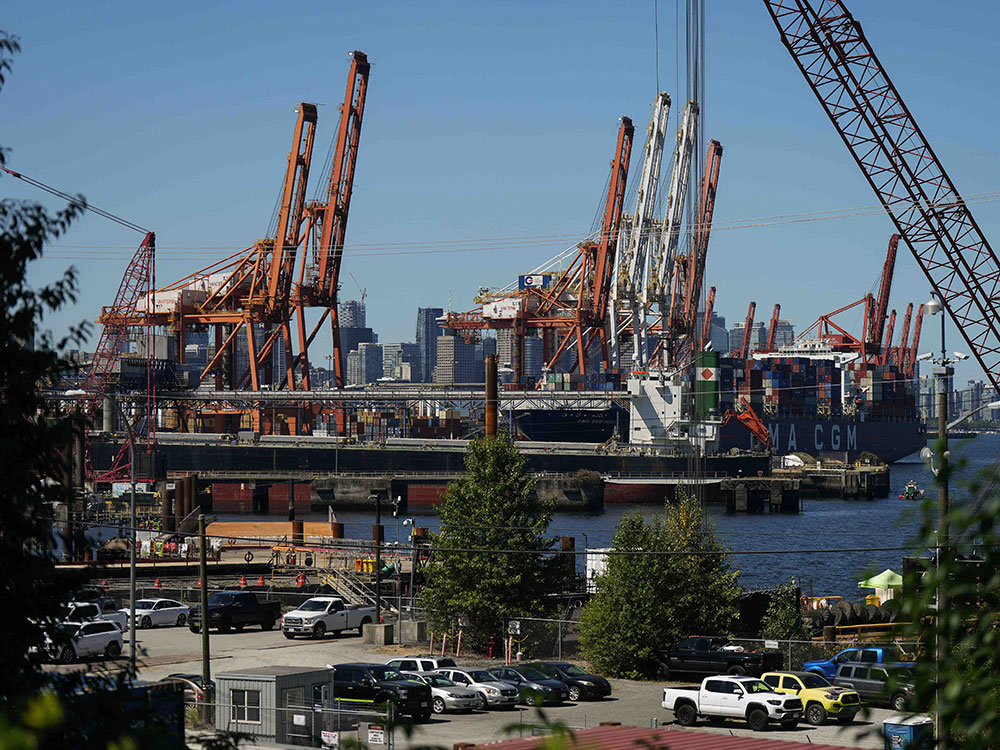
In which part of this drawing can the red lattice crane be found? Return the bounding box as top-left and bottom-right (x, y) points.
(904, 304), (924, 378)
(866, 234), (897, 359)
(765, 0), (1000, 393)
(881, 309), (896, 367)
(723, 396), (772, 450)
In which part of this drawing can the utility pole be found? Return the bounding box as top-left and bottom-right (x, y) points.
(374, 494), (382, 627)
(199, 514), (211, 723)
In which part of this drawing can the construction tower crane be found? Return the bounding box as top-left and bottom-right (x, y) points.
(610, 92), (671, 369)
(765, 0), (1000, 394)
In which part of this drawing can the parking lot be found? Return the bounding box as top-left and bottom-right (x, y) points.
(46, 624), (890, 748)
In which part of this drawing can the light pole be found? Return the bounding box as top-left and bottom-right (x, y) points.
(919, 292), (963, 750)
(66, 388), (138, 676)
(402, 518), (414, 618)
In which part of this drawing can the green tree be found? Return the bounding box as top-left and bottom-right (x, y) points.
(419, 435), (558, 649)
(760, 581), (807, 641)
(892, 460), (1000, 749)
(0, 30), (87, 708)
(579, 492), (740, 678)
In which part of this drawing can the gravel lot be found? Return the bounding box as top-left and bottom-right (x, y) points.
(46, 624), (889, 748)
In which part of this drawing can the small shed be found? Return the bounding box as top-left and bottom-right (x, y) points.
(215, 666), (333, 745)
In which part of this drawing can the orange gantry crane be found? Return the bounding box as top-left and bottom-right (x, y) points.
(128, 51), (370, 434)
(442, 117), (635, 380)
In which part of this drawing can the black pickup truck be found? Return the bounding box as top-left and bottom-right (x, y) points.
(332, 663), (432, 721)
(656, 637), (783, 679)
(188, 591), (281, 633)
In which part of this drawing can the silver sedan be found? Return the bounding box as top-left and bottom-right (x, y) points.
(402, 671), (480, 714)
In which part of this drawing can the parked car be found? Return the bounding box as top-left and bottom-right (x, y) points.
(656, 637), (783, 679)
(802, 645), (903, 681)
(64, 600), (128, 631)
(47, 620), (124, 663)
(332, 663), (432, 721)
(122, 598), (190, 629)
(386, 655), (457, 673)
(662, 675), (803, 731)
(485, 666), (569, 707)
(187, 591), (281, 633)
(280, 596), (375, 639)
(434, 668), (519, 709)
(761, 670), (861, 725)
(834, 662), (916, 711)
(401, 671), (480, 714)
(525, 662), (612, 701)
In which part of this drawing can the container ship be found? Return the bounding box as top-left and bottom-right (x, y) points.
(514, 342), (924, 463)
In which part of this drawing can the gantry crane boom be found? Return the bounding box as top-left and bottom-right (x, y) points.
(266, 103), (317, 310)
(591, 117), (634, 324)
(895, 302), (913, 368)
(678, 139), (723, 336)
(737, 302), (757, 359)
(698, 285), (716, 351)
(867, 234), (898, 356)
(649, 102), (698, 308)
(612, 93), (670, 367)
(765, 0), (1000, 393)
(766, 303), (781, 352)
(905, 304), (924, 378)
(879, 310), (896, 367)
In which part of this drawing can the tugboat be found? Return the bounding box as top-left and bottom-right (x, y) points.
(899, 480), (924, 501)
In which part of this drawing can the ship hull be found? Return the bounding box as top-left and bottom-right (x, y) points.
(720, 416), (924, 463)
(514, 407), (626, 444)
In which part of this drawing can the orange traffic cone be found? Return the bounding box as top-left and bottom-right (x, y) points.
(153, 578), (162, 589)
(101, 579), (108, 589)
(239, 575), (248, 589)
(256, 575), (266, 587)
(196, 577), (202, 588)
(296, 573), (306, 588)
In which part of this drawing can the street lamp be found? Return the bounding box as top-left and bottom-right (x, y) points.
(402, 518), (415, 618)
(65, 389), (138, 676)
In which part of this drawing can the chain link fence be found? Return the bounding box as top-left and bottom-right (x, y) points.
(507, 617), (581, 660)
(728, 637), (920, 672)
(187, 700), (395, 748)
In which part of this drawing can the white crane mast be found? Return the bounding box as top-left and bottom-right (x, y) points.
(610, 92), (671, 368)
(649, 101), (698, 311)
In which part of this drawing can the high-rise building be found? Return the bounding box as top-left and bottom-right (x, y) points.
(709, 313), (729, 354)
(416, 307), (444, 383)
(729, 321), (766, 354)
(434, 334), (481, 384)
(339, 299), (366, 328)
(382, 342), (421, 381)
(347, 342), (383, 386)
(773, 319), (795, 348)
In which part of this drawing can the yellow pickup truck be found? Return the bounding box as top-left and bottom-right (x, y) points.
(761, 671), (861, 725)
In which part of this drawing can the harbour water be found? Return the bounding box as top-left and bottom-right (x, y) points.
(307, 435), (999, 599)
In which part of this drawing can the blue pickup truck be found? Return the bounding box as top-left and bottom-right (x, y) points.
(803, 646), (903, 680)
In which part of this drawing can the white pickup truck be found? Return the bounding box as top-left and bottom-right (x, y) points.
(65, 600), (129, 632)
(281, 596), (376, 639)
(662, 675), (803, 731)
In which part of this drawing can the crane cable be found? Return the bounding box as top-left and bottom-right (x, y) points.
(1, 165), (149, 235)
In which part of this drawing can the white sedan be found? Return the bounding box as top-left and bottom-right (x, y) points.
(121, 598), (190, 629)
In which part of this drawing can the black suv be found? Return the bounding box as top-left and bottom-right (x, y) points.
(332, 663), (432, 721)
(526, 662), (612, 701)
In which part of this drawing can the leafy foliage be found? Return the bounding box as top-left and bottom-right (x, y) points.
(579, 491), (740, 678)
(419, 435), (558, 649)
(893, 450), (1000, 748)
(760, 581), (807, 641)
(0, 28), (89, 710)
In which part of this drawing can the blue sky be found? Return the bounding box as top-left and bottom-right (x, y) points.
(3, 1), (997, 384)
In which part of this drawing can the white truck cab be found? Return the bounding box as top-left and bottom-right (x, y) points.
(662, 675), (803, 731)
(281, 596), (375, 639)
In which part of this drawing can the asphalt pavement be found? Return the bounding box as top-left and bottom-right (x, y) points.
(46, 624), (889, 748)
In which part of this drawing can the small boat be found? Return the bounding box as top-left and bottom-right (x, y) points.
(898, 480), (924, 501)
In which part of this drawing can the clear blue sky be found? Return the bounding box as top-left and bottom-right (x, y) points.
(3, 1), (998, 384)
